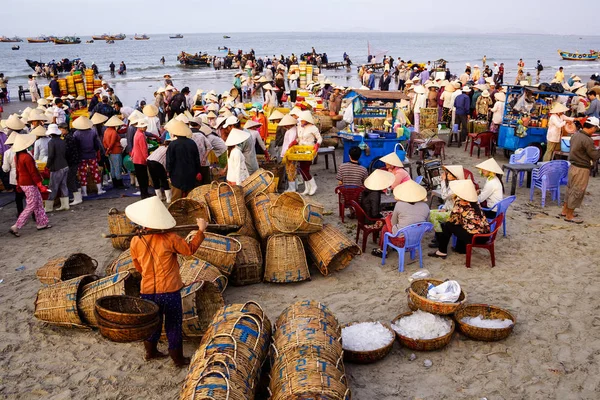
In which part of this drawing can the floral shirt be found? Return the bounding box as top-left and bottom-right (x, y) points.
(448, 200), (490, 235)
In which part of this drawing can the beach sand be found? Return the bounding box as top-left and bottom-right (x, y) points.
(1, 126), (600, 399)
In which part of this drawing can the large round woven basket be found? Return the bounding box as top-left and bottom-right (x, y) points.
(228, 234), (264, 286)
(234, 206), (259, 240)
(77, 271), (141, 327)
(105, 249), (139, 277)
(269, 371), (350, 400)
(36, 253), (98, 285)
(276, 300), (339, 331)
(180, 281), (225, 338)
(241, 168), (275, 203)
(168, 198), (211, 237)
(97, 314), (160, 343)
(186, 184), (211, 204)
(454, 304), (516, 342)
(408, 279), (467, 315)
(341, 322), (395, 364)
(185, 232), (242, 276)
(206, 182), (247, 226)
(307, 224), (361, 276)
(34, 275), (98, 328)
(264, 234), (310, 283)
(391, 311), (455, 351)
(248, 192), (280, 239)
(107, 208), (136, 250)
(269, 192), (324, 234)
(259, 161), (285, 192)
(95, 295), (158, 326)
(271, 349), (345, 378)
(179, 257), (228, 292)
(182, 370), (249, 400)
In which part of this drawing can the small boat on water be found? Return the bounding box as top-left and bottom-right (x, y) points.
(134, 34), (150, 40)
(0, 36), (23, 43)
(223, 35), (231, 39)
(26, 58), (79, 72)
(27, 36), (51, 43)
(170, 34), (184, 39)
(106, 39), (115, 44)
(12, 46), (19, 50)
(218, 46), (228, 51)
(86, 40), (94, 43)
(54, 36), (81, 45)
(92, 33), (126, 40)
(557, 49), (598, 61)
(177, 51), (210, 67)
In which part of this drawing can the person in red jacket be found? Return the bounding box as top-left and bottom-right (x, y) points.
(9, 134), (51, 237)
(130, 118), (151, 198)
(102, 116), (125, 188)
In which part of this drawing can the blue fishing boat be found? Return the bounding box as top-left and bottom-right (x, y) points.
(557, 50), (598, 61)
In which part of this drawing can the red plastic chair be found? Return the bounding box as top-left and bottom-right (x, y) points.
(466, 213), (504, 268)
(349, 200), (385, 252)
(469, 132), (494, 158)
(334, 185), (365, 223)
(463, 168), (480, 191)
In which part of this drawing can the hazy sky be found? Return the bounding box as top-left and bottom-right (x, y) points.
(2, 0), (598, 36)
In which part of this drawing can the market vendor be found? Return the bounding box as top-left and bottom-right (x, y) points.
(279, 114), (299, 192)
(476, 158), (504, 218)
(126, 196), (208, 367)
(290, 111), (322, 196)
(225, 128), (250, 185)
(361, 169), (394, 236)
(543, 103), (575, 162)
(428, 165), (464, 245)
(379, 152), (410, 188)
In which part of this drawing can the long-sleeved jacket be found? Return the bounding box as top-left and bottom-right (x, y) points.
(166, 136), (200, 191)
(47, 136), (68, 172)
(74, 128), (102, 160)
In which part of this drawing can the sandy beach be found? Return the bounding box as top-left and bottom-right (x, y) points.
(1, 121), (600, 400)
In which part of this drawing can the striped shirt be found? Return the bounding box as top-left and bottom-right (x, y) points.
(147, 145), (167, 167)
(336, 161), (368, 186)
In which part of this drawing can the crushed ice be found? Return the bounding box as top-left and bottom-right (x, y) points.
(342, 322), (394, 351)
(391, 310), (452, 340)
(461, 315), (513, 329)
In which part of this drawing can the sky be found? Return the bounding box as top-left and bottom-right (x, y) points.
(2, 0), (598, 36)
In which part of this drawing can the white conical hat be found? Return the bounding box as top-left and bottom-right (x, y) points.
(476, 158), (504, 175)
(6, 114), (25, 131)
(393, 179), (427, 202)
(364, 169), (395, 191)
(225, 128), (250, 146)
(268, 110), (285, 120)
(278, 114), (297, 127)
(449, 179), (478, 202)
(380, 152), (403, 168)
(12, 133), (36, 153)
(73, 116), (94, 130)
(243, 120), (261, 130)
(549, 102), (569, 114)
(169, 120), (193, 138)
(5, 131), (17, 145)
(442, 165), (465, 180)
(299, 111), (314, 124)
(128, 110), (145, 124)
(175, 113), (190, 124)
(26, 109), (48, 122)
(105, 115), (125, 127)
(125, 196), (176, 230)
(31, 125), (47, 137)
(91, 113), (108, 125)
(143, 104), (159, 117)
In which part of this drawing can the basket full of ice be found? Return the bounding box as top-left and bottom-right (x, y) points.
(341, 321), (395, 364)
(391, 310), (455, 351)
(454, 304), (516, 342)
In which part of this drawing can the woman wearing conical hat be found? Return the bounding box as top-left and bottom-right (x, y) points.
(543, 102), (574, 162)
(475, 158), (504, 218)
(73, 116), (106, 197)
(428, 165), (465, 238)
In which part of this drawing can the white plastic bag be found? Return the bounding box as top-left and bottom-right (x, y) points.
(427, 280), (461, 303)
(408, 269), (431, 283)
(343, 104), (354, 124)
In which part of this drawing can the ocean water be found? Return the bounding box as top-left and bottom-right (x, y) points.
(1, 32), (599, 106)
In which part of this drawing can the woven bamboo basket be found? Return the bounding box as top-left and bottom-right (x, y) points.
(34, 275), (98, 328)
(264, 234), (310, 283)
(183, 353), (255, 399)
(273, 328), (343, 357)
(203, 313), (271, 358)
(187, 184), (211, 204)
(77, 271), (141, 327)
(259, 161), (285, 192)
(206, 182), (247, 226)
(307, 224), (361, 276)
(453, 304), (516, 342)
(248, 192), (280, 239)
(271, 346), (345, 377)
(180, 281), (225, 338)
(105, 249), (139, 277)
(228, 234), (263, 286)
(183, 370), (248, 400)
(276, 317), (342, 339)
(341, 322), (395, 364)
(168, 198), (211, 237)
(234, 206), (259, 240)
(276, 301), (340, 332)
(270, 192), (324, 234)
(241, 168), (275, 203)
(215, 302), (271, 331)
(107, 208), (136, 250)
(391, 312), (455, 351)
(179, 257), (228, 292)
(97, 314), (160, 343)
(95, 295), (159, 326)
(37, 253), (98, 285)
(269, 371), (351, 400)
(185, 232), (242, 276)
(408, 279), (467, 315)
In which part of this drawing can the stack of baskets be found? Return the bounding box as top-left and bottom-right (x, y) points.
(270, 300), (351, 400)
(94, 295), (160, 342)
(180, 302), (272, 400)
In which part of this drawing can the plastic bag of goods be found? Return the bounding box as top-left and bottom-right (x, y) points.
(427, 280), (461, 303)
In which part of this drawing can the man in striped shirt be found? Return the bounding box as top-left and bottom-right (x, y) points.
(336, 146), (368, 186)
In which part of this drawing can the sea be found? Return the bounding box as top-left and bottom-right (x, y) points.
(1, 32), (599, 108)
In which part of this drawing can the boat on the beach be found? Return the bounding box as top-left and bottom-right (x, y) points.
(134, 34), (150, 40)
(27, 36), (51, 43)
(557, 50), (598, 61)
(0, 36), (23, 43)
(177, 52), (210, 67)
(170, 34), (184, 39)
(26, 58), (79, 73)
(53, 36), (81, 45)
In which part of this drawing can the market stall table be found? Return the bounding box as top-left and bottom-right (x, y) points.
(502, 163), (538, 195)
(313, 147), (337, 173)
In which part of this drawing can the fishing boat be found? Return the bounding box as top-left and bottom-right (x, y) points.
(27, 36), (51, 43)
(177, 52), (210, 67)
(223, 35), (231, 39)
(557, 50), (598, 61)
(134, 34), (150, 40)
(170, 34), (184, 39)
(53, 36), (81, 45)
(218, 46), (228, 51)
(12, 46), (19, 50)
(26, 58), (79, 72)
(0, 36), (23, 43)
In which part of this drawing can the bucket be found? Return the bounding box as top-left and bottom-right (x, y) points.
(167, 198), (211, 237)
(241, 168), (275, 203)
(180, 281), (224, 338)
(560, 136), (571, 153)
(206, 182), (247, 226)
(185, 232), (242, 276)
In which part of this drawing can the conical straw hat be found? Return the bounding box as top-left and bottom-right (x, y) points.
(128, 110), (144, 123)
(476, 158), (504, 175)
(6, 114), (25, 130)
(5, 131), (17, 145)
(143, 104), (159, 117)
(12, 133), (36, 152)
(243, 120), (261, 130)
(449, 179), (478, 202)
(278, 114), (297, 127)
(442, 165), (465, 180)
(380, 152), (404, 168)
(91, 113), (108, 125)
(549, 102), (569, 114)
(169, 120), (192, 138)
(225, 128), (250, 146)
(268, 110), (285, 120)
(393, 179), (427, 202)
(72, 116), (93, 130)
(364, 169), (395, 191)
(31, 125), (47, 137)
(125, 196), (176, 230)
(105, 115), (125, 127)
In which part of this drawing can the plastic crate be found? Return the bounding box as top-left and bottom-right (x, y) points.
(286, 145), (316, 161)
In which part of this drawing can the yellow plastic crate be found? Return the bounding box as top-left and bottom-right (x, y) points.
(286, 145), (316, 161)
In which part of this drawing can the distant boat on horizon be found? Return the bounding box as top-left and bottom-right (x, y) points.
(170, 34), (184, 39)
(134, 34), (150, 40)
(54, 36), (81, 45)
(0, 36), (23, 43)
(92, 33), (126, 41)
(223, 35), (231, 39)
(27, 36), (51, 43)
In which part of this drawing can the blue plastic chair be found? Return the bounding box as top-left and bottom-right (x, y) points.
(529, 161), (569, 207)
(482, 195), (516, 237)
(415, 175), (424, 185)
(506, 146), (540, 187)
(382, 222), (433, 272)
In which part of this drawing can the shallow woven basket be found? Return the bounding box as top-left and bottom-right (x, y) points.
(105, 249), (139, 277)
(179, 257), (228, 292)
(391, 311), (455, 351)
(77, 271), (141, 327)
(264, 234), (310, 283)
(168, 198), (211, 237)
(228, 234), (264, 286)
(37, 253), (98, 285)
(249, 192), (281, 239)
(307, 224), (361, 276)
(95, 295), (159, 326)
(275, 301), (339, 331)
(185, 232), (242, 276)
(341, 322), (395, 364)
(241, 168), (275, 203)
(408, 279), (467, 315)
(454, 304), (516, 342)
(235, 206), (259, 240)
(180, 281), (225, 338)
(270, 192), (324, 234)
(97, 315), (160, 343)
(34, 275), (98, 329)
(186, 184), (211, 204)
(206, 181), (247, 226)
(107, 208), (136, 250)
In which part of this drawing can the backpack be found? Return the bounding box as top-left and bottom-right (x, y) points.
(537, 63), (543, 72)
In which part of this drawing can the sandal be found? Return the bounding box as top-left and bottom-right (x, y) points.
(557, 213), (578, 218)
(37, 224), (52, 231)
(427, 251), (447, 259)
(371, 248), (383, 257)
(8, 228), (20, 237)
(564, 218), (583, 224)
